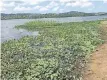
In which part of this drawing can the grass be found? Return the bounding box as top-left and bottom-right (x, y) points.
(15, 21), (61, 31)
(1, 20), (103, 80)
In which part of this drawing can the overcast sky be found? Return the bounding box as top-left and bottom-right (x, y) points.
(0, 0), (107, 13)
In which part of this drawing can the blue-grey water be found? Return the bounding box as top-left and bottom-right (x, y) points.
(1, 15), (107, 42)
(1, 19), (39, 43)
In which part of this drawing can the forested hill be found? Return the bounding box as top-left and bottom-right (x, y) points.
(1, 11), (107, 20)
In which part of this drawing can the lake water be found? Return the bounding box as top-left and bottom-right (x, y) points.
(1, 15), (107, 42)
(1, 19), (39, 43)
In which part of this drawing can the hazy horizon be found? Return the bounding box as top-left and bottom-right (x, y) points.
(1, 11), (107, 14)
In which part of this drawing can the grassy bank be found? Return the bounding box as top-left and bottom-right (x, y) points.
(1, 21), (103, 80)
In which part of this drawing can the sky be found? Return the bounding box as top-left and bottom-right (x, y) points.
(0, 0), (107, 13)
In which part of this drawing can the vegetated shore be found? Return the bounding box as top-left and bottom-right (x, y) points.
(83, 21), (107, 80)
(1, 20), (105, 80)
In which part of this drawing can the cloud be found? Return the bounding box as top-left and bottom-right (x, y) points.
(66, 0), (93, 7)
(1, 0), (106, 13)
(39, 7), (48, 11)
(59, 0), (74, 5)
(46, 1), (59, 9)
(59, 9), (64, 13)
(0, 0), (3, 7)
(21, 0), (45, 5)
(34, 6), (41, 10)
(0, 7), (6, 12)
(34, 5), (49, 12)
(0, 1), (15, 12)
(103, 0), (107, 3)
(59, 0), (71, 3)
(38, 1), (59, 12)
(0, 0), (3, 11)
(52, 7), (59, 11)
(0, 1), (7, 12)
(14, 6), (32, 11)
(4, 2), (15, 7)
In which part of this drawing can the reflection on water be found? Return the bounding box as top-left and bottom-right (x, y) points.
(1, 15), (107, 42)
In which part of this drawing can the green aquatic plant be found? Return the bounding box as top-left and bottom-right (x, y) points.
(15, 20), (62, 31)
(1, 20), (103, 80)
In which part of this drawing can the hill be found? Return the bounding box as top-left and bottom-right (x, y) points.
(1, 11), (107, 20)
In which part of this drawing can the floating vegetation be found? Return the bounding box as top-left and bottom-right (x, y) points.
(15, 21), (61, 31)
(1, 20), (103, 80)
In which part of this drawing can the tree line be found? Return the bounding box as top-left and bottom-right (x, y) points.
(1, 11), (107, 20)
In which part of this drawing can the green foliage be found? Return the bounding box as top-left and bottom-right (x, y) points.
(16, 21), (61, 31)
(1, 21), (103, 80)
(2, 11), (107, 20)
